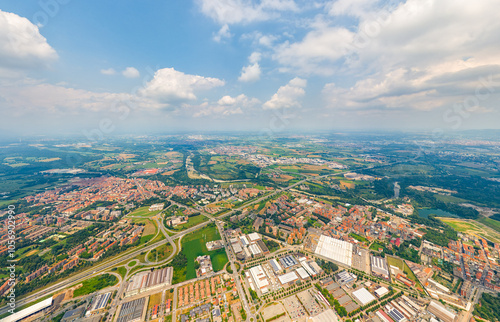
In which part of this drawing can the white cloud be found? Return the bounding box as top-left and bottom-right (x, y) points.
(197, 0), (298, 25)
(263, 77), (306, 109)
(326, 0), (380, 18)
(122, 67), (140, 78)
(0, 10), (57, 71)
(0, 81), (163, 115)
(273, 24), (355, 75)
(213, 24), (232, 42)
(100, 68), (116, 75)
(190, 94), (260, 117)
(239, 52), (262, 82)
(139, 67), (225, 102)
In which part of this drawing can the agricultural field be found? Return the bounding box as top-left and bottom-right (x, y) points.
(477, 217), (500, 233)
(180, 224), (228, 280)
(440, 217), (500, 243)
(195, 154), (260, 180)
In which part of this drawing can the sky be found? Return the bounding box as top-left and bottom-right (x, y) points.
(1, 0), (500, 138)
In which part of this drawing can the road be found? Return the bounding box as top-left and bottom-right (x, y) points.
(214, 219), (255, 322)
(1, 164), (372, 317)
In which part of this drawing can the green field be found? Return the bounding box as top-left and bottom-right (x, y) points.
(180, 224), (229, 280)
(369, 242), (385, 251)
(171, 214), (209, 231)
(148, 243), (173, 262)
(117, 267), (127, 279)
(477, 217), (500, 233)
(73, 274), (118, 297)
(386, 255), (404, 270)
(128, 206), (162, 217)
(349, 233), (368, 243)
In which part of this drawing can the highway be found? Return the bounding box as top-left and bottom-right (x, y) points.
(1, 165), (364, 317)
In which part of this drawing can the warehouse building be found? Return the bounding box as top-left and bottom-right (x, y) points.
(314, 235), (353, 267)
(87, 292), (111, 315)
(249, 265), (270, 292)
(278, 271), (299, 286)
(371, 256), (390, 280)
(117, 297), (146, 322)
(270, 259), (282, 273)
(279, 255), (298, 269)
(125, 267), (173, 296)
(427, 300), (457, 322)
(352, 288), (376, 306)
(2, 297), (53, 322)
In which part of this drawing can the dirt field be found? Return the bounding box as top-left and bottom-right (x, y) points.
(262, 303), (290, 322)
(38, 157), (61, 162)
(272, 175), (295, 182)
(143, 220), (157, 235)
(118, 153), (137, 159)
(162, 169), (179, 175)
(301, 164), (329, 171)
(340, 180), (355, 189)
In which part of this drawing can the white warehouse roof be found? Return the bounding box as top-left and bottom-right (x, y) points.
(248, 232), (261, 242)
(296, 267), (310, 279)
(278, 271), (298, 285)
(352, 288), (376, 306)
(314, 235), (353, 267)
(3, 297), (53, 322)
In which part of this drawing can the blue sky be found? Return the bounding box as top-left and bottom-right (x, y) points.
(1, 0), (500, 137)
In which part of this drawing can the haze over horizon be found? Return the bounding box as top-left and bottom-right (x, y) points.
(1, 0), (500, 137)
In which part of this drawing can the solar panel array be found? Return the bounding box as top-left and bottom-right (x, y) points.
(117, 297), (146, 322)
(388, 308), (407, 322)
(279, 255), (298, 268)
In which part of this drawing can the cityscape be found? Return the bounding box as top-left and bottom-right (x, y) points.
(1, 0), (500, 322)
(0, 134), (499, 322)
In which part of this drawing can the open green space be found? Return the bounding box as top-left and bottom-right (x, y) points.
(179, 223), (229, 281)
(386, 256), (404, 270)
(73, 274), (118, 297)
(117, 267), (127, 279)
(369, 242), (385, 251)
(477, 217), (500, 233)
(128, 206), (162, 217)
(349, 232), (368, 243)
(147, 243), (173, 262)
(170, 213), (209, 231)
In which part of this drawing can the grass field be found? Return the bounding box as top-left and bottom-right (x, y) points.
(129, 206), (162, 217)
(172, 214), (209, 231)
(180, 224), (229, 281)
(386, 255), (404, 270)
(349, 233), (368, 243)
(369, 242), (385, 251)
(148, 244), (173, 262)
(73, 274), (118, 297)
(440, 217), (500, 243)
(148, 292), (163, 311)
(477, 217), (500, 233)
(117, 267), (127, 279)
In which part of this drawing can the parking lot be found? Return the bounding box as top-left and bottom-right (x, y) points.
(352, 247), (370, 273)
(282, 295), (307, 320)
(296, 290), (323, 316)
(262, 303), (290, 322)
